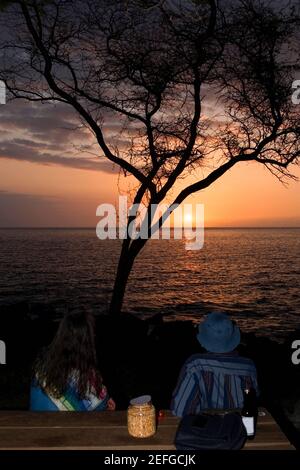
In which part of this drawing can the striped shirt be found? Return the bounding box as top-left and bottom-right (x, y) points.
(171, 352), (259, 417)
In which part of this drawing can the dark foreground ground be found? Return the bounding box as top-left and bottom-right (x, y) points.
(1, 302), (300, 449)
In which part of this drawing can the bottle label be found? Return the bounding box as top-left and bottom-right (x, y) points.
(242, 416), (254, 436)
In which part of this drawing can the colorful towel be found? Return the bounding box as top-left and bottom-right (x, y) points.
(30, 374), (110, 411)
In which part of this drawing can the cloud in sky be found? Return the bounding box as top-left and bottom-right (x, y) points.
(0, 100), (118, 173)
(0, 139), (115, 172)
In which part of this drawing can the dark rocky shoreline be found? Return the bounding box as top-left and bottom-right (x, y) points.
(1, 302), (300, 449)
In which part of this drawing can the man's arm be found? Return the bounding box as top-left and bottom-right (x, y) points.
(170, 364), (200, 417)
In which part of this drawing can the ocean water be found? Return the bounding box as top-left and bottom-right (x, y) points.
(0, 228), (299, 339)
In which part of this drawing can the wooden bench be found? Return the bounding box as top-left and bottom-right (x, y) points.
(0, 408), (295, 450)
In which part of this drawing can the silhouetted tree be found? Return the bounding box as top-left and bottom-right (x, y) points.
(0, 0), (299, 315)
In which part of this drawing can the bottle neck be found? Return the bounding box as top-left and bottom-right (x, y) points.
(242, 389), (257, 415)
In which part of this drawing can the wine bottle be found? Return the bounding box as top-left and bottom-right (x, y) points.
(241, 387), (257, 439)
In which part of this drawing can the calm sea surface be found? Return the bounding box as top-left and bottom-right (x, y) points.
(0, 228), (299, 339)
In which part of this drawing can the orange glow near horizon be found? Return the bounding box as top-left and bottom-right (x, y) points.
(184, 213), (193, 226)
(0, 154), (299, 228)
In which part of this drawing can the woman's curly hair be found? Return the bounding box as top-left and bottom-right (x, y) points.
(34, 309), (103, 400)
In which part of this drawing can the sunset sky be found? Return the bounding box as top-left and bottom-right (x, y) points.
(0, 0), (299, 229)
(0, 98), (299, 228)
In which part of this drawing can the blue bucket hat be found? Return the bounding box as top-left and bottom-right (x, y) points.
(197, 312), (240, 353)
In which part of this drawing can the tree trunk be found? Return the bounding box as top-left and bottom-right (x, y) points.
(108, 237), (146, 316)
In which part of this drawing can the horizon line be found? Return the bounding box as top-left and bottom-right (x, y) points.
(0, 226), (299, 230)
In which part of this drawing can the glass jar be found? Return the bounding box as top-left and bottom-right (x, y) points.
(127, 395), (156, 438)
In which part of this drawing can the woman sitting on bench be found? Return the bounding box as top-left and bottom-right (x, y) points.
(30, 309), (115, 411)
